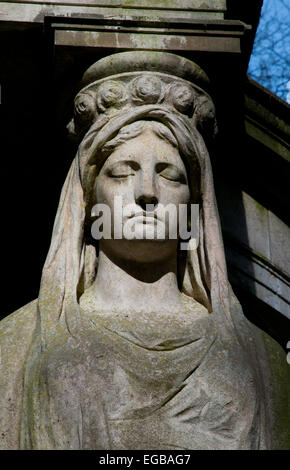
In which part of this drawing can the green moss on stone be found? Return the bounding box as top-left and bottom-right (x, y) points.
(262, 331), (290, 449)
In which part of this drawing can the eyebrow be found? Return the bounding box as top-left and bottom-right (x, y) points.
(106, 160), (141, 170)
(155, 161), (187, 173)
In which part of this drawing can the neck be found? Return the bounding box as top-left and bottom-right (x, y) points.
(91, 247), (181, 313)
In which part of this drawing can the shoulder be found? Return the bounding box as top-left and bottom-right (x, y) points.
(229, 288), (290, 449)
(180, 292), (209, 316)
(260, 330), (290, 449)
(0, 300), (38, 449)
(0, 299), (38, 386)
(0, 299), (38, 352)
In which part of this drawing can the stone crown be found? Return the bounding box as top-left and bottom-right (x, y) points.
(68, 51), (216, 140)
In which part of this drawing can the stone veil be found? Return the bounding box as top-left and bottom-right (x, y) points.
(0, 51), (289, 450)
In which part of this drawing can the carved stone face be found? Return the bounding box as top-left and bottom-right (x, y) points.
(95, 124), (191, 262)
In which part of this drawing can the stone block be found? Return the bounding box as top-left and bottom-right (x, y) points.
(0, 0), (226, 23)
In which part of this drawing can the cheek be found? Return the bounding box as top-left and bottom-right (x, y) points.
(95, 176), (116, 207)
(95, 177), (107, 204)
(96, 177), (135, 207)
(160, 184), (191, 206)
(180, 186), (191, 204)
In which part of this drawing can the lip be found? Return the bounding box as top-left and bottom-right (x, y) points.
(130, 212), (158, 220)
(132, 215), (157, 223)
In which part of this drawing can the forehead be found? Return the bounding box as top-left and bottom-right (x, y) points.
(102, 128), (186, 169)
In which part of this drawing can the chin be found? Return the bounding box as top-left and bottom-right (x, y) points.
(123, 220), (171, 242)
(114, 238), (178, 264)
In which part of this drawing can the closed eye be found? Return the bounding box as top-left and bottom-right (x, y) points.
(107, 161), (140, 178)
(156, 162), (187, 184)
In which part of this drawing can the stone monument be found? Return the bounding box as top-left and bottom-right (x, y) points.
(0, 51), (289, 450)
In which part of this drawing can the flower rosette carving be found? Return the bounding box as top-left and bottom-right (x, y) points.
(68, 73), (216, 143)
(67, 92), (97, 139)
(130, 75), (164, 105)
(194, 94), (218, 139)
(97, 80), (127, 112)
(169, 82), (195, 115)
(74, 93), (96, 122)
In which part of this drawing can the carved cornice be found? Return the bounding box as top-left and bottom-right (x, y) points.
(43, 15), (249, 55)
(244, 78), (290, 163)
(0, 0), (227, 24)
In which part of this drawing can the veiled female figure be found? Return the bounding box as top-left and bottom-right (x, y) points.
(0, 52), (289, 450)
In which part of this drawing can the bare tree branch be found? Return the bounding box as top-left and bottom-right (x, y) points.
(248, 0), (290, 102)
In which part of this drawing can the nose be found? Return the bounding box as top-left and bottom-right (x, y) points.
(137, 195), (158, 211)
(135, 172), (158, 211)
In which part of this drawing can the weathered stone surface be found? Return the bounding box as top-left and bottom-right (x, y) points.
(0, 0), (226, 23)
(244, 83), (290, 164)
(269, 211), (290, 276)
(54, 29), (241, 53)
(0, 51), (289, 450)
(216, 180), (290, 319)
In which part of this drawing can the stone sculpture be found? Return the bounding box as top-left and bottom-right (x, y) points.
(0, 51), (289, 449)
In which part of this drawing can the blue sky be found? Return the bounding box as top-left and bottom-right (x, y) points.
(248, 0), (290, 103)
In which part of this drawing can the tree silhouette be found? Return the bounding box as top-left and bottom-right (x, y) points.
(248, 0), (290, 102)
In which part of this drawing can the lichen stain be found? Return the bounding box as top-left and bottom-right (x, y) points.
(129, 34), (188, 51)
